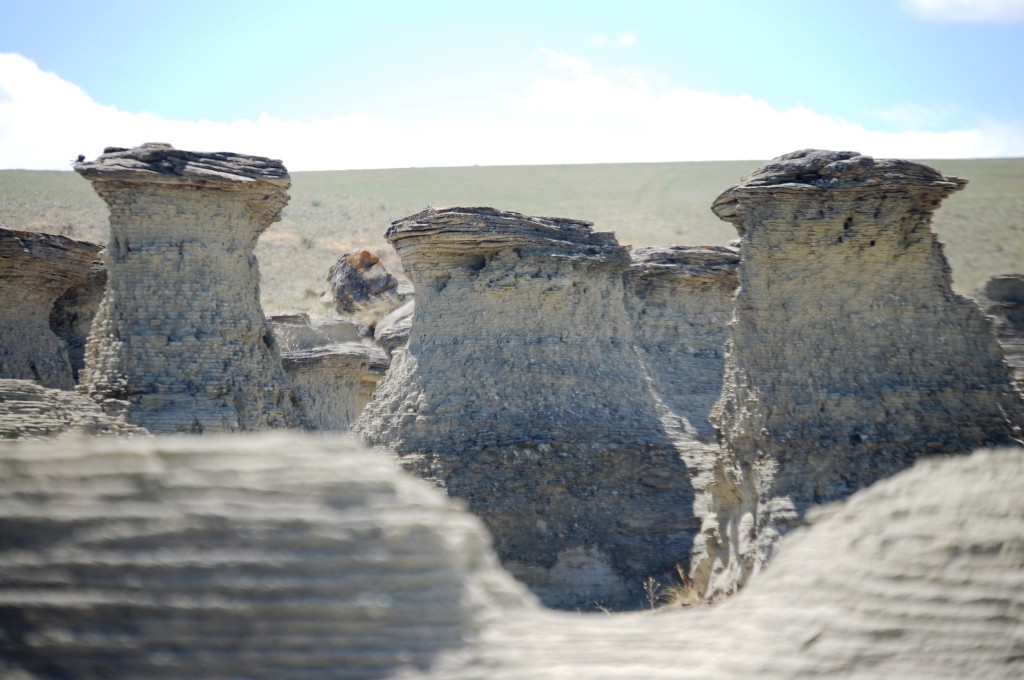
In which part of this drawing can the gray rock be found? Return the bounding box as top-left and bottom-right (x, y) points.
(374, 299), (414, 355)
(0, 378), (146, 439)
(282, 343), (389, 430)
(326, 249), (399, 313)
(49, 259), (106, 383)
(976, 273), (1024, 383)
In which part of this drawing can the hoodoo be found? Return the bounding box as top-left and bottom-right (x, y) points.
(356, 207), (701, 609)
(699, 149), (1024, 593)
(74, 143), (302, 433)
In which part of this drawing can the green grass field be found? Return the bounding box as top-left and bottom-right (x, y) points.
(2, 159), (1021, 315)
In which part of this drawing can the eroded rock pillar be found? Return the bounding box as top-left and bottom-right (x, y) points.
(355, 207), (698, 610)
(699, 149), (1024, 592)
(0, 228), (101, 389)
(74, 143), (301, 433)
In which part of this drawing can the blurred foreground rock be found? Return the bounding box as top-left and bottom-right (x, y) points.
(0, 434), (1019, 679)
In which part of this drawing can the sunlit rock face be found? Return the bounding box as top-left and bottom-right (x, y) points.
(625, 245), (739, 442)
(282, 343), (389, 431)
(0, 378), (146, 439)
(355, 207), (703, 610)
(74, 143), (302, 433)
(696, 149), (1024, 595)
(0, 227), (101, 389)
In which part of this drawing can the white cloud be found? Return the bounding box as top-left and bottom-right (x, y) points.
(1, 51), (1022, 171)
(901, 0), (1024, 23)
(616, 32), (637, 47)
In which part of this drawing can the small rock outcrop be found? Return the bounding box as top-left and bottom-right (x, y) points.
(0, 227), (102, 389)
(74, 143), (302, 433)
(0, 378), (146, 439)
(283, 344), (389, 430)
(49, 259), (107, 382)
(625, 245), (739, 441)
(326, 249), (399, 313)
(355, 207), (700, 610)
(268, 313), (361, 351)
(0, 434), (533, 679)
(374, 298), (414, 355)
(975, 273), (1024, 383)
(699, 150), (1024, 594)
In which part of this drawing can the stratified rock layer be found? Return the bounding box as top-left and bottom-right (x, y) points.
(700, 150), (1024, 593)
(976, 273), (1024, 383)
(0, 228), (101, 389)
(355, 207), (699, 610)
(74, 143), (302, 433)
(283, 343), (389, 431)
(625, 245), (739, 441)
(49, 259), (106, 382)
(374, 299), (414, 356)
(0, 378), (146, 439)
(0, 434), (533, 679)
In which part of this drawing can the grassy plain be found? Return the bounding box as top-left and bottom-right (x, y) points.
(1, 159), (1021, 315)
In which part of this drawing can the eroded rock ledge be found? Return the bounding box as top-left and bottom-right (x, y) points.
(74, 143), (302, 433)
(698, 149), (1024, 594)
(0, 228), (102, 389)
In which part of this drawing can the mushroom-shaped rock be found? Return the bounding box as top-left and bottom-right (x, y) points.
(0, 228), (102, 389)
(625, 245), (739, 441)
(74, 143), (302, 433)
(326, 249), (399, 313)
(0, 434), (533, 679)
(355, 207), (704, 610)
(0, 378), (146, 439)
(699, 150), (1024, 594)
(282, 343), (389, 431)
(975, 273), (1024, 384)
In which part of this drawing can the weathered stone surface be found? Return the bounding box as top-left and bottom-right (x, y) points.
(283, 343), (389, 430)
(625, 245), (739, 442)
(0, 227), (101, 389)
(74, 143), (302, 433)
(326, 249), (399, 313)
(0, 434), (533, 679)
(49, 259), (106, 382)
(355, 207), (704, 610)
(0, 434), (1019, 679)
(698, 150), (1024, 595)
(0, 378), (146, 439)
(975, 273), (1024, 383)
(374, 298), (414, 355)
(268, 313), (361, 352)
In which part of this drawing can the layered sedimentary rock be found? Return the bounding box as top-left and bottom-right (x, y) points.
(0, 434), (533, 679)
(374, 299), (414, 355)
(625, 245), (739, 441)
(0, 434), (1020, 679)
(268, 313), (361, 351)
(326, 249), (399, 313)
(976, 273), (1024, 383)
(74, 143), (302, 433)
(0, 378), (146, 439)
(355, 207), (701, 610)
(49, 259), (106, 382)
(699, 150), (1024, 593)
(283, 343), (389, 430)
(0, 227), (101, 389)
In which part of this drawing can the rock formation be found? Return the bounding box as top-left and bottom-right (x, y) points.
(268, 313), (361, 351)
(374, 298), (414, 355)
(49, 259), (106, 382)
(74, 143), (302, 433)
(355, 207), (703, 610)
(0, 434), (533, 679)
(0, 433), (1020, 679)
(283, 344), (389, 430)
(975, 273), (1024, 383)
(0, 378), (146, 439)
(0, 227), (101, 389)
(326, 248), (399, 313)
(625, 245), (739, 441)
(699, 150), (1024, 594)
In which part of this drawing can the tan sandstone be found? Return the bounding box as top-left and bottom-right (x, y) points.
(697, 149), (1024, 595)
(0, 227), (101, 389)
(0, 378), (146, 439)
(74, 143), (303, 433)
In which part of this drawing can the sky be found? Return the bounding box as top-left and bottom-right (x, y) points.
(1, 0), (1023, 170)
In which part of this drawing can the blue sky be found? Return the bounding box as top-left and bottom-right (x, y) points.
(1, 0), (1023, 170)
